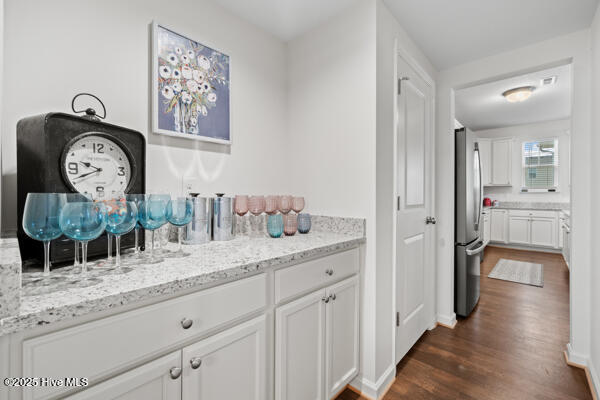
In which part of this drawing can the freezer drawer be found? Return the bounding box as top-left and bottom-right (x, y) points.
(455, 240), (483, 317)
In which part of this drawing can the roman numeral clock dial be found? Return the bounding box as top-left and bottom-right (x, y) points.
(61, 134), (133, 197)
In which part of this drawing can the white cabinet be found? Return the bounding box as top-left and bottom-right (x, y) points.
(477, 137), (512, 186)
(508, 216), (530, 245)
(275, 275), (359, 400)
(478, 139), (492, 186)
(491, 139), (512, 185)
(506, 210), (557, 248)
(490, 209), (508, 243)
(275, 288), (326, 400)
(482, 210), (491, 244)
(325, 276), (359, 399)
(182, 316), (266, 400)
(530, 217), (556, 247)
(66, 352), (182, 400)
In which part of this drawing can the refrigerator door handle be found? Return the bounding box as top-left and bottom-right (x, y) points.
(474, 143), (482, 231)
(466, 241), (486, 256)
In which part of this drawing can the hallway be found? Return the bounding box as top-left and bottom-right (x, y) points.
(341, 246), (592, 399)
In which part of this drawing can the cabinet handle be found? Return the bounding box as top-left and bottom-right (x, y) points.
(190, 357), (202, 369)
(169, 367), (182, 379)
(325, 269), (334, 276)
(331, 293), (336, 301)
(322, 295), (330, 303)
(181, 318), (193, 329)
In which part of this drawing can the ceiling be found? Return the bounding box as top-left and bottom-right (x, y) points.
(211, 0), (358, 41)
(383, 0), (599, 69)
(455, 63), (572, 131)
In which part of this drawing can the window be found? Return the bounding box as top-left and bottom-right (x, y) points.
(521, 138), (558, 192)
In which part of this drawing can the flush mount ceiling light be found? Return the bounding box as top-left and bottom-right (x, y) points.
(502, 86), (535, 103)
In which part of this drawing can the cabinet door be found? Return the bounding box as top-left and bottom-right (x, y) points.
(490, 210), (507, 242)
(530, 217), (556, 247)
(66, 352), (181, 400)
(325, 276), (359, 399)
(275, 289), (327, 400)
(182, 316), (266, 400)
(491, 139), (511, 185)
(509, 216), (530, 245)
(483, 214), (491, 244)
(478, 139), (492, 186)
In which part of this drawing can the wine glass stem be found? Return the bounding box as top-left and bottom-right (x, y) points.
(115, 235), (121, 269)
(74, 242), (80, 267)
(42, 240), (51, 276)
(178, 227), (183, 252)
(134, 227), (139, 254)
(81, 241), (88, 275)
(151, 230), (155, 259)
(107, 233), (113, 260)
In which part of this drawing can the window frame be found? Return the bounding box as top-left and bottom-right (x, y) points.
(520, 137), (559, 193)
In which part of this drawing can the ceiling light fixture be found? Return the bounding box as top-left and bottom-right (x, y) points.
(502, 86), (535, 103)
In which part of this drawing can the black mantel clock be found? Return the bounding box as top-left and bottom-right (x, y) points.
(17, 94), (146, 265)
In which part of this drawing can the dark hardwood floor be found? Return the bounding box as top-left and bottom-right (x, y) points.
(339, 246), (592, 400)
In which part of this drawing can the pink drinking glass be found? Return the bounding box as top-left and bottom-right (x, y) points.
(249, 196), (266, 216)
(265, 195), (280, 215)
(283, 213), (298, 236)
(234, 195), (249, 216)
(279, 195), (292, 214)
(292, 196), (305, 213)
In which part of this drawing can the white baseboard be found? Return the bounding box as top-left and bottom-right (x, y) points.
(567, 343), (589, 367)
(349, 362), (396, 400)
(487, 242), (561, 254)
(589, 357), (599, 400)
(437, 313), (457, 329)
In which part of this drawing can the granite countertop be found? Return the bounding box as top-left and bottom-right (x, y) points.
(483, 201), (570, 211)
(0, 216), (365, 337)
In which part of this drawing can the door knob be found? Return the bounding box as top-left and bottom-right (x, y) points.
(325, 269), (334, 276)
(331, 293), (336, 301)
(425, 216), (437, 225)
(190, 357), (202, 369)
(322, 295), (330, 303)
(169, 367), (182, 379)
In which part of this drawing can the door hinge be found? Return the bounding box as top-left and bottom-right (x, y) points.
(398, 77), (409, 95)
(396, 312), (400, 327)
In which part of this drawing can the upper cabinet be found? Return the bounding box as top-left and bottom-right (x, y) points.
(477, 137), (512, 186)
(478, 139), (492, 186)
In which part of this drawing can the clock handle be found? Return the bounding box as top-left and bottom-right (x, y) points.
(71, 93), (106, 120)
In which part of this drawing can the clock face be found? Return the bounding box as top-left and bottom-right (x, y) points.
(61, 133), (133, 197)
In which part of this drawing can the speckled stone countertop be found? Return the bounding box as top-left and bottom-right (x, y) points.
(0, 216), (365, 336)
(483, 201), (570, 211)
(0, 239), (21, 320)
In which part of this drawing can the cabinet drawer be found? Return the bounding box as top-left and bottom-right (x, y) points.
(509, 209), (557, 218)
(274, 249), (359, 304)
(22, 274), (267, 400)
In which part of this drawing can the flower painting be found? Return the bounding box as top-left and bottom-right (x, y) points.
(152, 22), (230, 144)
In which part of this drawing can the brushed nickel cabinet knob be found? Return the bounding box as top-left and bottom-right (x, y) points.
(190, 357), (202, 369)
(170, 367), (182, 379)
(181, 318), (193, 329)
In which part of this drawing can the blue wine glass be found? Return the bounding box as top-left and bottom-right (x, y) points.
(137, 194), (169, 262)
(22, 193), (66, 276)
(59, 195), (107, 278)
(166, 197), (194, 257)
(105, 200), (138, 270)
(126, 194), (145, 257)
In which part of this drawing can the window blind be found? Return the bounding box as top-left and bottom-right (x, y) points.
(522, 139), (558, 190)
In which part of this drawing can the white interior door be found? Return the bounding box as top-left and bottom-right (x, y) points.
(395, 55), (435, 363)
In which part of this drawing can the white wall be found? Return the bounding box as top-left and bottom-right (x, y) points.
(588, 2), (600, 396)
(476, 118), (571, 203)
(436, 29), (592, 371)
(1, 0), (289, 235)
(286, 0), (380, 391)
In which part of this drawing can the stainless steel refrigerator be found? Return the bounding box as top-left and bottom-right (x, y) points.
(455, 128), (484, 317)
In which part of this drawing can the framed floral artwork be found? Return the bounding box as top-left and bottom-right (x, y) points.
(152, 21), (231, 144)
